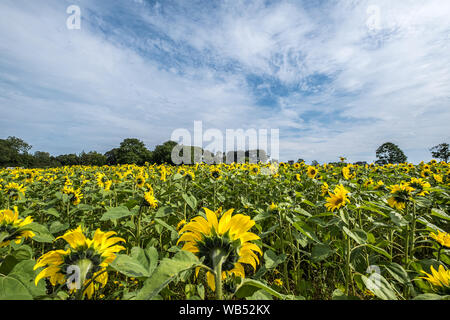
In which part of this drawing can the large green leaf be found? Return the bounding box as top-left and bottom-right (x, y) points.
(311, 244), (334, 263)
(182, 193), (197, 211)
(100, 206), (134, 221)
(292, 220), (320, 243)
(25, 223), (55, 243)
(136, 250), (200, 300)
(361, 274), (398, 300)
(130, 246), (159, 277)
(343, 227), (367, 245)
(264, 250), (286, 269)
(235, 279), (287, 300)
(109, 254), (151, 278)
(431, 208), (450, 221)
(0, 276), (33, 300)
(384, 262), (410, 285)
(365, 244), (392, 260)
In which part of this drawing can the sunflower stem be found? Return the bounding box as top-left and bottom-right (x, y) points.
(211, 248), (225, 300)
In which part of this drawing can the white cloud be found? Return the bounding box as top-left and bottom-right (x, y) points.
(0, 0), (449, 163)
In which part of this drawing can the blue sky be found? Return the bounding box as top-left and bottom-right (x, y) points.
(0, 0), (449, 163)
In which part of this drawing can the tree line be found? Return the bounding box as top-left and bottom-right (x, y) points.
(0, 136), (270, 168)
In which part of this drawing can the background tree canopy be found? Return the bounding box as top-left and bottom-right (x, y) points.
(375, 142), (407, 165)
(430, 143), (449, 162)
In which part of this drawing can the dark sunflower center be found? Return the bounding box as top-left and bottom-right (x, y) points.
(212, 171), (220, 178)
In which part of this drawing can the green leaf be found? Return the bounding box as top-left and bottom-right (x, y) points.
(129, 246), (159, 277)
(413, 293), (450, 300)
(100, 206), (134, 221)
(155, 206), (173, 218)
(361, 274), (398, 300)
(389, 211), (408, 227)
(311, 244), (334, 263)
(292, 221), (320, 243)
(8, 260), (47, 298)
(0, 232), (9, 244)
(154, 218), (178, 235)
(136, 250), (200, 300)
(43, 208), (60, 218)
(343, 227), (367, 245)
(0, 255), (19, 275)
(49, 221), (69, 235)
(264, 250), (286, 269)
(182, 193), (197, 211)
(109, 254), (151, 278)
(12, 245), (33, 261)
(0, 276), (33, 300)
(235, 279), (286, 300)
(384, 262), (410, 285)
(365, 244), (392, 260)
(431, 208), (450, 221)
(26, 223), (55, 243)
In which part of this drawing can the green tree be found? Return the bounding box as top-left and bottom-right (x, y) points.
(55, 154), (80, 166)
(33, 151), (59, 168)
(430, 143), (449, 162)
(0, 136), (33, 167)
(116, 138), (152, 165)
(105, 148), (119, 165)
(375, 142), (407, 165)
(79, 151), (107, 166)
(151, 141), (178, 164)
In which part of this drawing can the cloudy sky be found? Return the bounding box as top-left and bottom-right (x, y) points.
(0, 0), (449, 163)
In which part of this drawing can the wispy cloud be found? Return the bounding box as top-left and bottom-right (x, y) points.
(0, 0), (449, 163)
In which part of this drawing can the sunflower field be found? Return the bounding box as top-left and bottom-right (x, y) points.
(0, 160), (449, 300)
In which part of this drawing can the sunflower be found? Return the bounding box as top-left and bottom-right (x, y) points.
(135, 174), (146, 188)
(321, 182), (329, 196)
(144, 191), (158, 209)
(249, 165), (260, 175)
(342, 165), (356, 180)
(160, 166), (167, 182)
(420, 169), (432, 178)
(4, 182), (26, 200)
(177, 208), (262, 293)
(274, 278), (283, 287)
(34, 226), (126, 299)
(429, 230), (450, 248)
(96, 173), (111, 190)
(295, 174), (301, 182)
(306, 166), (318, 179)
(373, 180), (385, 190)
(185, 170), (195, 181)
(408, 177), (431, 196)
(363, 178), (374, 188)
(387, 183), (414, 210)
(210, 168), (222, 180)
(0, 207), (35, 248)
(325, 184), (350, 212)
(177, 219), (187, 231)
(63, 186), (83, 206)
(294, 163), (301, 169)
(433, 174), (443, 183)
(419, 265), (450, 292)
(269, 202), (278, 212)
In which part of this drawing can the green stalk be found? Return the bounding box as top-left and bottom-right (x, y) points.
(211, 249), (225, 300)
(410, 202), (416, 262)
(345, 234), (351, 296)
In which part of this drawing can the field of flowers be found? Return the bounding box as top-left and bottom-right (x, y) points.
(0, 160), (449, 300)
